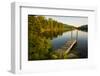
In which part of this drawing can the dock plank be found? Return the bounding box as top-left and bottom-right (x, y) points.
(55, 39), (77, 55)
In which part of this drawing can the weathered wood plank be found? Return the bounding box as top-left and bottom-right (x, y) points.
(65, 40), (76, 54)
(55, 39), (77, 55)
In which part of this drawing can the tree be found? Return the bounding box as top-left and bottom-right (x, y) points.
(28, 15), (76, 60)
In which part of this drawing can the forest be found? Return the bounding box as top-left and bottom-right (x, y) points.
(77, 25), (88, 32)
(28, 15), (76, 60)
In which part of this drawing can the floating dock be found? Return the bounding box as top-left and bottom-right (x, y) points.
(54, 39), (77, 58)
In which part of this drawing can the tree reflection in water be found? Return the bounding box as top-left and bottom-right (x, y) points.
(28, 15), (77, 60)
(28, 30), (67, 60)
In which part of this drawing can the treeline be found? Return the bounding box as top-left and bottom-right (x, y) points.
(77, 24), (88, 32)
(28, 15), (75, 33)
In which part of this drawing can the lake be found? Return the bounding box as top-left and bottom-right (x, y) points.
(51, 29), (88, 58)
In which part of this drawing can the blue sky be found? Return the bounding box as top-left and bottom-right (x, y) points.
(45, 16), (88, 27)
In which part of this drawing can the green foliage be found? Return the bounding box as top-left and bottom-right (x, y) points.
(51, 54), (58, 59)
(77, 24), (88, 32)
(28, 15), (75, 60)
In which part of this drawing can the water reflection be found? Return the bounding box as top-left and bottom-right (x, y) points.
(50, 29), (88, 58)
(41, 30), (64, 39)
(29, 29), (88, 60)
(40, 29), (88, 58)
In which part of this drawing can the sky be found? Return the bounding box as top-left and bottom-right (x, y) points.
(45, 15), (88, 27)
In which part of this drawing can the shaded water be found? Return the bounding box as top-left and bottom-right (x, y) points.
(51, 29), (88, 58)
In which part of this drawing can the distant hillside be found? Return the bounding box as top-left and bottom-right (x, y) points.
(63, 24), (76, 31)
(77, 25), (88, 32)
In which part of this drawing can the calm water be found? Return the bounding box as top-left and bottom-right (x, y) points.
(51, 29), (88, 58)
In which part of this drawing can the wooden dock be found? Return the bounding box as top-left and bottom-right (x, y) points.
(54, 39), (77, 58)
